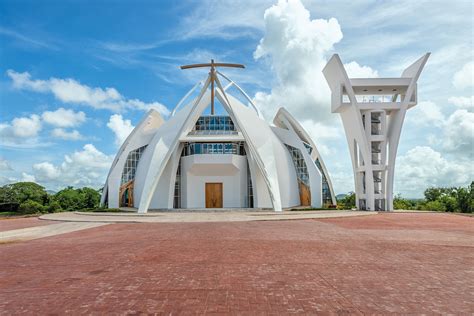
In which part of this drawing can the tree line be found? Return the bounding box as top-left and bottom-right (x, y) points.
(0, 182), (101, 214)
(337, 181), (473, 213)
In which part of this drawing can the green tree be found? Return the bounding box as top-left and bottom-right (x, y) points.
(54, 187), (83, 211)
(80, 187), (101, 209)
(53, 186), (101, 211)
(337, 192), (356, 209)
(46, 200), (63, 213)
(425, 200), (446, 212)
(0, 182), (48, 205)
(393, 195), (413, 210)
(459, 182), (474, 213)
(18, 200), (46, 214)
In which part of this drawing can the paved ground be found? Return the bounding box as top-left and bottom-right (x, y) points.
(0, 212), (472, 314)
(0, 222), (109, 243)
(41, 210), (376, 223)
(0, 217), (55, 232)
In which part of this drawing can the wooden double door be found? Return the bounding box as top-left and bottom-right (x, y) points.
(205, 183), (223, 208)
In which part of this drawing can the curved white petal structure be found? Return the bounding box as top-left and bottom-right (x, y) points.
(273, 107), (337, 205)
(102, 67), (334, 212)
(100, 109), (164, 208)
(323, 53), (429, 211)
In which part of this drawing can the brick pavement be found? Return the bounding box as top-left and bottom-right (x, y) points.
(0, 213), (472, 314)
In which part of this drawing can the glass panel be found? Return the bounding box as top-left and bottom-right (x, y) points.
(121, 145), (147, 185)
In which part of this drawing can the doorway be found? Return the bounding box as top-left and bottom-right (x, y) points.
(299, 181), (311, 206)
(205, 183), (223, 208)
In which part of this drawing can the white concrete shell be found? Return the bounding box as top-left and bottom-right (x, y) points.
(273, 107), (337, 205)
(323, 53), (429, 211)
(102, 70), (335, 212)
(100, 109), (164, 208)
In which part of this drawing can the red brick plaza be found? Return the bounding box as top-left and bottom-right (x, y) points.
(1, 213), (473, 314)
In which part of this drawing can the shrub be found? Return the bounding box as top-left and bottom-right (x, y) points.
(425, 200), (446, 212)
(393, 195), (413, 210)
(46, 201), (62, 213)
(337, 192), (356, 209)
(18, 200), (46, 214)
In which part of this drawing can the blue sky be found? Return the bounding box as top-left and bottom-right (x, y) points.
(0, 0), (472, 197)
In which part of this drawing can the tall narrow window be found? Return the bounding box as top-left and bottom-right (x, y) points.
(246, 161), (254, 208)
(173, 153), (182, 208)
(285, 145), (311, 206)
(120, 145), (147, 207)
(315, 158), (332, 205)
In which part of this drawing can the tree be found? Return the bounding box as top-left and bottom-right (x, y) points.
(80, 187), (101, 209)
(54, 187), (83, 211)
(393, 195), (413, 210)
(53, 187), (101, 211)
(18, 200), (46, 214)
(0, 182), (48, 205)
(456, 182), (474, 213)
(337, 192), (356, 209)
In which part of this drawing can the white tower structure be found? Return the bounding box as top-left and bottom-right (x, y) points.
(323, 53), (430, 211)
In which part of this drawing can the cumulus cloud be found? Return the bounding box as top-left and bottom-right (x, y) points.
(0, 115), (43, 146)
(395, 146), (473, 197)
(32, 162), (61, 180)
(448, 96), (473, 110)
(11, 114), (42, 137)
(107, 114), (134, 146)
(42, 107), (86, 127)
(0, 158), (12, 171)
(21, 172), (36, 182)
(344, 61), (379, 78)
(7, 70), (170, 116)
(408, 101), (445, 127)
(441, 109), (474, 154)
(253, 0), (343, 121)
(51, 128), (84, 141)
(453, 61), (473, 90)
(32, 144), (113, 188)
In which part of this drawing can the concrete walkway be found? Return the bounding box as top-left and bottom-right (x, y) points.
(40, 210), (377, 223)
(0, 222), (108, 243)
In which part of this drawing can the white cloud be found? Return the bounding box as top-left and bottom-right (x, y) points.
(0, 158), (12, 171)
(442, 109), (474, 154)
(453, 61), (473, 90)
(176, 0), (270, 40)
(0, 114), (42, 145)
(408, 101), (445, 127)
(343, 61), (379, 78)
(107, 114), (134, 146)
(42, 107), (86, 127)
(395, 146), (473, 197)
(252, 0), (377, 127)
(21, 172), (36, 182)
(252, 0), (343, 122)
(7, 70), (170, 116)
(11, 114), (42, 137)
(448, 96), (473, 111)
(32, 144), (113, 188)
(51, 128), (84, 141)
(32, 162), (61, 180)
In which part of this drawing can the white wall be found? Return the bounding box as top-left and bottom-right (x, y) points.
(181, 154), (248, 208)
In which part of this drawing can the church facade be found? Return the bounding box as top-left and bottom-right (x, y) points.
(101, 61), (336, 213)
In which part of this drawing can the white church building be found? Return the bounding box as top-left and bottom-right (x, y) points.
(101, 61), (336, 213)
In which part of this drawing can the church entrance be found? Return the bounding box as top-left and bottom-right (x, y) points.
(205, 183), (223, 208)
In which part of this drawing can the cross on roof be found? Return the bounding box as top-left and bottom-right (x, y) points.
(180, 59), (245, 115)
